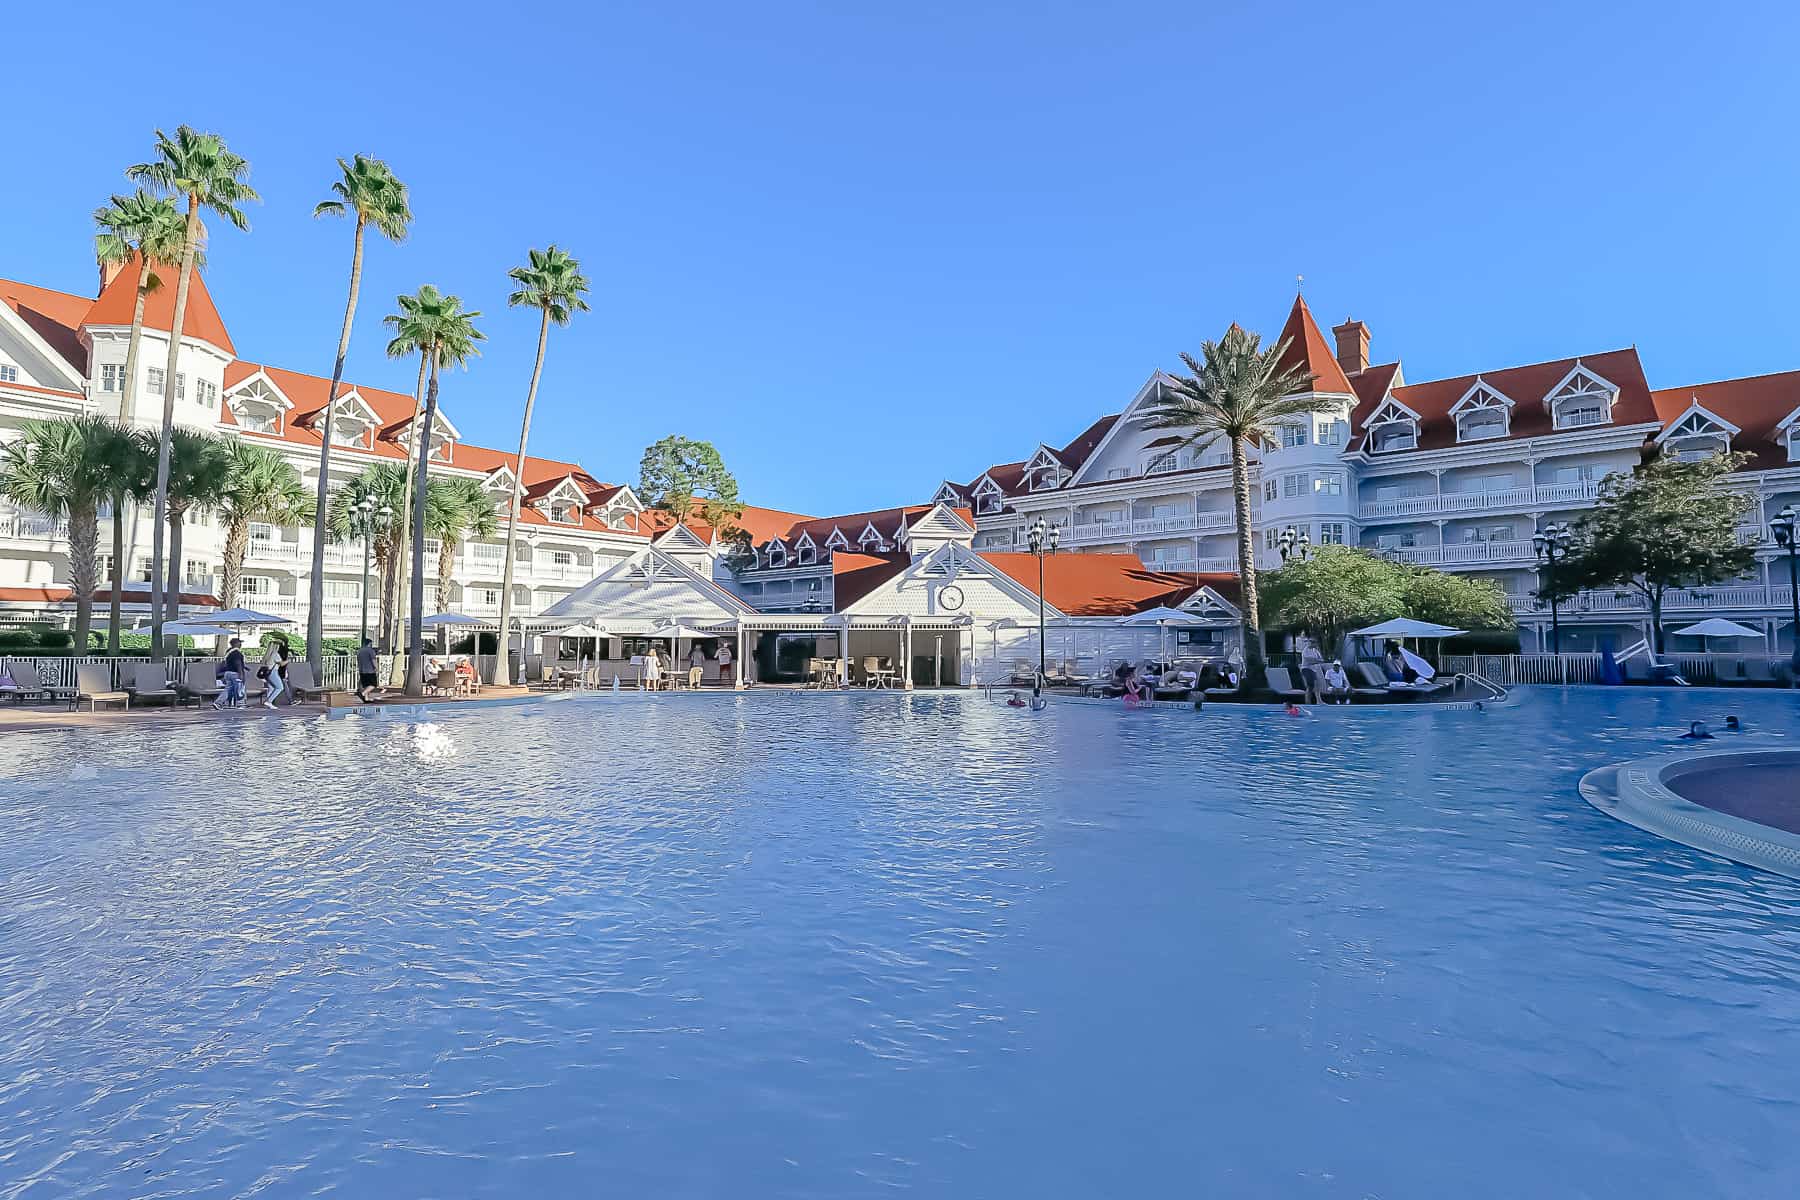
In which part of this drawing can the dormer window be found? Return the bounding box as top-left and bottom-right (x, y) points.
(331, 413), (372, 448)
(1364, 397), (1421, 453)
(766, 541), (788, 567)
(825, 528), (850, 553)
(797, 544), (815, 566)
(858, 525), (889, 552)
(972, 477), (1005, 515)
(932, 481), (964, 506)
(226, 373), (294, 437)
(1547, 367), (1617, 430)
(549, 501), (578, 524)
(1654, 401), (1738, 462)
(1022, 446), (1066, 492)
(1451, 381), (1513, 443)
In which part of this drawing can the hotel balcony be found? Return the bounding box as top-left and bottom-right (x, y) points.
(1142, 554), (1239, 574)
(0, 508), (71, 545)
(1358, 480), (1602, 521)
(1063, 510), (1234, 548)
(1507, 584), (1795, 616)
(1381, 540), (1536, 567)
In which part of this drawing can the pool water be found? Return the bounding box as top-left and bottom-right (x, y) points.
(3, 688), (1799, 1198)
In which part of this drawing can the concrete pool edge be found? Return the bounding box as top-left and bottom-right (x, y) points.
(1580, 748), (1800, 881)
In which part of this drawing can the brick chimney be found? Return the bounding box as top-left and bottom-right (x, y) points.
(97, 256), (128, 295)
(1332, 319), (1370, 376)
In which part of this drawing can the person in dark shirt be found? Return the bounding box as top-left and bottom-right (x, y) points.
(355, 638), (380, 703)
(214, 638), (247, 709)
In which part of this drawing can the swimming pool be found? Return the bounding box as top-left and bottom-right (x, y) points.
(2, 687), (1798, 1197)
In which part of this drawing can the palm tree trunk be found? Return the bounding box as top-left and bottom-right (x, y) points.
(107, 499), (126, 654)
(149, 198), (202, 661)
(68, 500), (98, 652)
(221, 516), (248, 629)
(1229, 436), (1264, 682)
(388, 354), (428, 682)
(121, 273), (150, 421)
(492, 308), (551, 687)
(437, 539), (456, 616)
(164, 505), (187, 632)
(405, 359), (440, 696)
(307, 216), (366, 682)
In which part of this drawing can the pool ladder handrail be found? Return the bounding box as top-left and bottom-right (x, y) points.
(1455, 671), (1508, 702)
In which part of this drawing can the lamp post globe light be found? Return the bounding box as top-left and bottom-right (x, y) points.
(1772, 504), (1800, 680)
(1027, 516), (1059, 695)
(1531, 521), (1573, 654)
(1277, 526), (1311, 563)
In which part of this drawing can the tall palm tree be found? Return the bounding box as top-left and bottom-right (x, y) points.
(92, 191), (191, 426)
(305, 155), (412, 679)
(1139, 326), (1325, 681)
(429, 476), (499, 615)
(0, 417), (113, 649)
(328, 463), (411, 644)
(383, 286), (484, 694)
(127, 127), (258, 657)
(219, 441), (312, 628)
(382, 293), (433, 672)
(493, 245), (590, 685)
(97, 423), (155, 653)
(160, 429), (233, 625)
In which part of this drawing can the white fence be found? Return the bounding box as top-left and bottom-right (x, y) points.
(3, 653), (380, 694)
(1441, 652), (1794, 686)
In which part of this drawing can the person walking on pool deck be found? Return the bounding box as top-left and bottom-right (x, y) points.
(261, 638), (289, 708)
(214, 638), (247, 709)
(355, 638), (380, 703)
(689, 644), (706, 689)
(718, 641), (734, 687)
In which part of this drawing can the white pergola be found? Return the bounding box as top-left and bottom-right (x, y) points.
(726, 613), (976, 689)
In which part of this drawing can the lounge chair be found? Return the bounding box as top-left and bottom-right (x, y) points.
(177, 661), (224, 706)
(124, 662), (177, 706)
(1621, 657), (1651, 684)
(1355, 662), (1392, 690)
(285, 662), (324, 702)
(75, 664), (128, 712)
(3, 661), (66, 705)
(1264, 666), (1306, 700)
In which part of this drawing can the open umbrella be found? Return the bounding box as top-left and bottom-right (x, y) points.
(422, 612), (484, 654)
(1350, 617), (1467, 639)
(1672, 618), (1764, 652)
(1117, 606), (1204, 661)
(205, 607), (292, 628)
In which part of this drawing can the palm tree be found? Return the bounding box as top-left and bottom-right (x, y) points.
(429, 476), (499, 615)
(160, 429), (233, 625)
(96, 423), (155, 653)
(381, 292), (433, 672)
(1139, 326), (1326, 681)
(305, 155), (411, 680)
(383, 286), (484, 694)
(219, 442), (311, 628)
(92, 190), (191, 426)
(127, 126), (258, 656)
(0, 417), (113, 649)
(493, 245), (590, 685)
(328, 464), (411, 644)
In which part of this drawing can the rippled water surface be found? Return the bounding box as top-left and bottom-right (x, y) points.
(4, 688), (1800, 1198)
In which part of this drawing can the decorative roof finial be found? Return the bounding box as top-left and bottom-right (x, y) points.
(1296, 273), (1305, 295)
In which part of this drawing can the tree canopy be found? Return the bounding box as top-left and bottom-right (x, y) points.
(1541, 451), (1758, 649)
(1261, 546), (1515, 652)
(637, 435), (744, 533)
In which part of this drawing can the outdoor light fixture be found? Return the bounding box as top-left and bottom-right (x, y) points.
(1027, 517), (1060, 695)
(1771, 505), (1800, 675)
(1531, 521), (1573, 654)
(1277, 526), (1311, 563)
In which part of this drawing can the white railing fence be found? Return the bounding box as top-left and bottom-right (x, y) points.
(5, 653), (397, 694)
(1441, 652), (1793, 686)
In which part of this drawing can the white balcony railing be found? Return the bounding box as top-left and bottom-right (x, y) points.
(1381, 540), (1535, 566)
(0, 509), (71, 542)
(1508, 585), (1796, 615)
(1063, 510), (1234, 547)
(1358, 480), (1602, 521)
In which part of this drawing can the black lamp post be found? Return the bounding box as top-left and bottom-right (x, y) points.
(1531, 521), (1573, 654)
(1027, 516), (1060, 695)
(1277, 525), (1311, 563)
(1772, 504), (1800, 680)
(354, 496), (391, 644)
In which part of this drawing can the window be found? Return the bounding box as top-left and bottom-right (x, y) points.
(1370, 421), (1417, 452)
(766, 544), (787, 567)
(1457, 407), (1507, 441)
(797, 544), (816, 565)
(1461, 524), (1516, 543)
(1787, 426), (1800, 462)
(239, 575), (274, 597)
(1264, 479), (1278, 502)
(99, 364), (125, 392)
(134, 556), (154, 579)
(238, 407), (279, 434)
(1557, 398), (1607, 428)
(1314, 474), (1342, 496)
(1106, 467), (1130, 481)
(1554, 464), (1597, 485)
(1316, 419), (1345, 446)
(1319, 522), (1346, 545)
(324, 579), (361, 599)
(1281, 474), (1302, 498)
(549, 501), (577, 524)
(249, 522), (275, 544)
(147, 367), (164, 395)
(475, 587), (501, 607)
(196, 379), (217, 407)
(1376, 531), (1419, 549)
(1146, 452), (1177, 475)
(1549, 369), (1616, 430)
(175, 373), (186, 401)
(1280, 424), (1307, 449)
(1264, 528), (1280, 551)
(0, 365), (16, 383)
(548, 549), (574, 566)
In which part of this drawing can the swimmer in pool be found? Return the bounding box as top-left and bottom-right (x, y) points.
(1723, 715), (1742, 732)
(1005, 691), (1028, 708)
(1680, 720), (1714, 740)
(1284, 702), (1308, 717)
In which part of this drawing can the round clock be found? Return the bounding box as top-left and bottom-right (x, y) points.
(938, 584), (965, 611)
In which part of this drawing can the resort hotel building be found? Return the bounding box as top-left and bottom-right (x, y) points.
(4, 250), (1800, 675)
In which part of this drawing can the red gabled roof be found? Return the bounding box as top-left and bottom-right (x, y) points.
(977, 552), (1230, 617)
(1057, 413), (1120, 471)
(1348, 348), (1660, 453)
(830, 551), (912, 609)
(84, 257), (235, 355)
(0, 276), (91, 374)
(0, 586), (74, 605)
(1273, 293), (1355, 396)
(1651, 369), (1800, 472)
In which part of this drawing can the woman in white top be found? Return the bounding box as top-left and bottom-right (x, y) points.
(642, 647), (661, 689)
(260, 639), (287, 708)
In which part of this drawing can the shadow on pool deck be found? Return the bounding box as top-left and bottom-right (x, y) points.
(1667, 762), (1800, 834)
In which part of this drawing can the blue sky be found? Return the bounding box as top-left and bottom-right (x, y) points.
(7, 2), (1796, 515)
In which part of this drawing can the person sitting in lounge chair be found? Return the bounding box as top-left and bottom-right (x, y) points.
(1383, 641), (1412, 682)
(1321, 661), (1351, 704)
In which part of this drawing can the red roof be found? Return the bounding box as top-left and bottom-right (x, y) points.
(977, 553), (1236, 616)
(830, 551), (912, 608)
(1273, 293), (1356, 396)
(0, 586), (73, 604)
(1651, 370), (1800, 471)
(84, 257), (235, 354)
(0, 276), (91, 374)
(0, 584), (219, 606)
(1349, 348), (1660, 453)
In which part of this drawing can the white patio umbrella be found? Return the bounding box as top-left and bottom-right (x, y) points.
(650, 622), (709, 678)
(422, 611), (483, 654)
(1117, 605), (1204, 661)
(1672, 618), (1764, 652)
(1350, 617), (1467, 639)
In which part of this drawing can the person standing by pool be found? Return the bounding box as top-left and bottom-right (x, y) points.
(214, 638), (247, 709)
(689, 643), (707, 689)
(717, 641), (734, 687)
(355, 637), (379, 703)
(1299, 639), (1326, 704)
(259, 638), (287, 708)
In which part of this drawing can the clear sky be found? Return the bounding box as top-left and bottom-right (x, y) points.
(7, 1), (1796, 516)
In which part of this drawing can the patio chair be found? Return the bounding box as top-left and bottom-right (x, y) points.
(177, 661), (224, 707)
(123, 662), (177, 706)
(1355, 662), (1392, 690)
(285, 662), (324, 702)
(1621, 656), (1651, 684)
(4, 661), (66, 705)
(431, 668), (458, 695)
(1008, 659), (1037, 686)
(75, 664), (128, 712)
(1264, 666), (1306, 700)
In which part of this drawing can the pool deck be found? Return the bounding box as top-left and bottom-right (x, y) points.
(1581, 747), (1800, 881)
(0, 685), (535, 733)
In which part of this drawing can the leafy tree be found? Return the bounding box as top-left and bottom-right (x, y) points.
(160, 429), (233, 623)
(92, 189), (192, 449)
(305, 155), (411, 678)
(127, 126), (258, 656)
(1541, 451), (1758, 652)
(219, 441), (311, 625)
(427, 476), (498, 614)
(494, 245), (590, 684)
(1260, 546), (1407, 657)
(0, 417), (115, 649)
(384, 286), (484, 694)
(93, 421), (155, 653)
(637, 435), (744, 537)
(1400, 564), (1514, 633)
(1139, 325), (1330, 681)
(328, 463), (412, 645)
